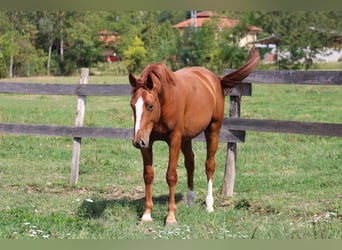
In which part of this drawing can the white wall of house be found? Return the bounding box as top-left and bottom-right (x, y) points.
(315, 48), (342, 62)
(239, 33), (258, 47)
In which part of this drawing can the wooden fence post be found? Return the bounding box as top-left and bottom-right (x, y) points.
(221, 87), (241, 197)
(70, 68), (89, 185)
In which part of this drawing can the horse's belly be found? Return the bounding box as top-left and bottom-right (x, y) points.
(182, 87), (223, 137)
(182, 104), (217, 138)
(183, 123), (210, 138)
(176, 70), (224, 138)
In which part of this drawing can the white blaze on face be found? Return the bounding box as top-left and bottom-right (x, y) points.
(134, 97), (144, 135)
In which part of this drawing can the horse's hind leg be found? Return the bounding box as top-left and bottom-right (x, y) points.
(181, 140), (195, 206)
(204, 122), (221, 212)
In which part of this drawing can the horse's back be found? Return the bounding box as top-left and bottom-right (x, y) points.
(175, 66), (220, 85)
(174, 66), (225, 138)
(175, 66), (223, 97)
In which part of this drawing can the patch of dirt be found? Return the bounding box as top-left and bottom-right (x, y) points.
(105, 185), (145, 201)
(218, 197), (279, 215)
(1, 183), (146, 201)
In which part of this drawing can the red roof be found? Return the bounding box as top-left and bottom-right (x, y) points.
(173, 11), (262, 32)
(196, 11), (215, 17)
(173, 17), (239, 29)
(98, 30), (119, 47)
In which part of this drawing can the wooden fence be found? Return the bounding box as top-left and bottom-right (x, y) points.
(1, 69), (342, 197)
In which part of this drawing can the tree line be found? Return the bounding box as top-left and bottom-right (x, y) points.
(0, 11), (341, 78)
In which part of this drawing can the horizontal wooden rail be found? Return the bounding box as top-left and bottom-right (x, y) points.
(226, 70), (342, 85)
(0, 123), (246, 143)
(0, 83), (132, 96)
(224, 118), (342, 137)
(0, 83), (252, 96)
(3, 118), (341, 142)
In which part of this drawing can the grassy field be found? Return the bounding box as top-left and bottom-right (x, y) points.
(0, 73), (341, 239)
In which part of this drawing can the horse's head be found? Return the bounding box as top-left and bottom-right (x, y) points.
(129, 68), (162, 149)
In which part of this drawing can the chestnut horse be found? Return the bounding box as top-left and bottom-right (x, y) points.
(129, 49), (259, 225)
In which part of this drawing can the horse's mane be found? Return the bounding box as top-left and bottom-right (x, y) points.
(140, 63), (176, 89)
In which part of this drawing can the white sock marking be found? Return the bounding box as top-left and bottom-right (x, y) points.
(141, 213), (152, 222)
(134, 97), (144, 135)
(206, 179), (214, 212)
(187, 189), (195, 207)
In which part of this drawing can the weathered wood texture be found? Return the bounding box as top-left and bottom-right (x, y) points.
(0, 123), (246, 143)
(0, 82), (252, 96)
(221, 95), (241, 197)
(0, 82), (131, 96)
(224, 118), (342, 137)
(225, 70), (342, 85)
(70, 68), (88, 185)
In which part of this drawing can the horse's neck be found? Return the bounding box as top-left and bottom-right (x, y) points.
(158, 81), (177, 107)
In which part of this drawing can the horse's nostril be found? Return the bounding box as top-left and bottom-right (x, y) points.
(132, 140), (140, 149)
(139, 140), (146, 148)
(132, 139), (147, 149)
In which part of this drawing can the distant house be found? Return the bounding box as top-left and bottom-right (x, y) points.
(98, 30), (119, 47)
(172, 11), (262, 47)
(98, 30), (120, 63)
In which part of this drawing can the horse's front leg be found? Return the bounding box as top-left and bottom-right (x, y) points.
(165, 132), (182, 226)
(140, 147), (154, 222)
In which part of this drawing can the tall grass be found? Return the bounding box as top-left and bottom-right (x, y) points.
(0, 74), (341, 239)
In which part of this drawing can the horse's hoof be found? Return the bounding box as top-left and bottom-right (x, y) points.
(141, 213), (153, 223)
(186, 189), (195, 207)
(206, 206), (214, 213)
(165, 219), (177, 227)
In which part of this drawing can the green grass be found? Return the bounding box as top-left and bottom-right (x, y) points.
(0, 74), (342, 239)
(311, 61), (342, 70)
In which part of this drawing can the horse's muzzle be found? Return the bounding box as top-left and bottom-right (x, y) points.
(132, 138), (148, 149)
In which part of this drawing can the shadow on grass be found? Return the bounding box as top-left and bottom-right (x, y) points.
(77, 193), (184, 220)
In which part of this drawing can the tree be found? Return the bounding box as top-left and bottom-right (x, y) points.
(123, 36), (147, 73)
(0, 11), (46, 77)
(140, 11), (179, 67)
(240, 11), (342, 70)
(0, 31), (19, 77)
(212, 20), (250, 74)
(56, 11), (101, 75)
(157, 20), (179, 68)
(213, 43), (248, 74)
(37, 11), (64, 75)
(104, 11), (144, 60)
(176, 21), (216, 69)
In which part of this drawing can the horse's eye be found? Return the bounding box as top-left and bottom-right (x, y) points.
(147, 104), (154, 111)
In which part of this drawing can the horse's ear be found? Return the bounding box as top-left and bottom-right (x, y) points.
(129, 73), (137, 87)
(146, 74), (154, 90)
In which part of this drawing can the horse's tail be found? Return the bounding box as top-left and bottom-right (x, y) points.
(220, 48), (260, 90)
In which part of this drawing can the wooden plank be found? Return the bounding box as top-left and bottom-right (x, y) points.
(0, 123), (132, 138)
(223, 70), (342, 85)
(225, 83), (252, 97)
(224, 118), (342, 137)
(70, 68), (88, 185)
(0, 82), (132, 96)
(0, 123), (245, 143)
(72, 127), (134, 139)
(1, 71), (341, 97)
(5, 118), (341, 140)
(0, 82), (251, 97)
(222, 142), (236, 197)
(221, 94), (241, 197)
